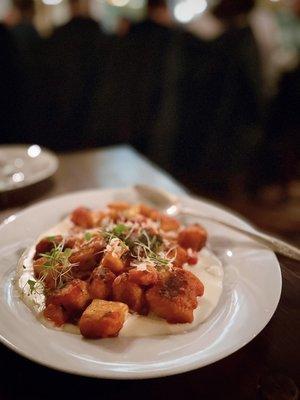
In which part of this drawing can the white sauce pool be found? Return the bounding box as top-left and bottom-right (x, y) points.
(16, 219), (224, 337)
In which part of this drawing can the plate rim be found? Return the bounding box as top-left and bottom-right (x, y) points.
(0, 187), (282, 379)
(1, 187), (260, 231)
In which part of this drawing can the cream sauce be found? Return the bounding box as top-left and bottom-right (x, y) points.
(16, 218), (224, 337)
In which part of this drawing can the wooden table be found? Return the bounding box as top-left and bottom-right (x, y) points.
(0, 145), (299, 400)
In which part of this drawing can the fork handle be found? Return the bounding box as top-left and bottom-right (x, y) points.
(181, 209), (300, 261)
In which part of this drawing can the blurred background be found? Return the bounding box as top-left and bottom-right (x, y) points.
(0, 0), (299, 238)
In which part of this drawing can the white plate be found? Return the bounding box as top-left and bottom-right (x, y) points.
(0, 188), (281, 379)
(0, 144), (58, 192)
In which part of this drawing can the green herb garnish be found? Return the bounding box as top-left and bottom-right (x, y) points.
(40, 243), (72, 271)
(46, 236), (57, 241)
(112, 224), (128, 236)
(28, 242), (74, 293)
(27, 279), (36, 294)
(131, 230), (172, 269)
(100, 223), (173, 270)
(84, 232), (92, 241)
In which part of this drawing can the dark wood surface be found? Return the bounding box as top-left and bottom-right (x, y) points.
(0, 145), (299, 400)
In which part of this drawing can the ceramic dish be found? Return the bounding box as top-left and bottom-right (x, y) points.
(0, 145), (58, 192)
(0, 188), (281, 379)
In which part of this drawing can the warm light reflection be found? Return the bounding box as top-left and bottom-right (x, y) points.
(110, 0), (130, 7)
(226, 250), (233, 257)
(166, 205), (177, 216)
(12, 172), (24, 183)
(174, 0), (207, 23)
(42, 0), (63, 4)
(174, 3), (192, 23)
(27, 145), (41, 158)
(4, 215), (16, 224)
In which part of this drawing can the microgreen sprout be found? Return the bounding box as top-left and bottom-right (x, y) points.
(132, 230), (174, 269)
(27, 279), (36, 294)
(100, 226), (130, 250)
(25, 241), (75, 296)
(112, 224), (128, 236)
(84, 232), (93, 241)
(46, 236), (57, 241)
(100, 223), (174, 269)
